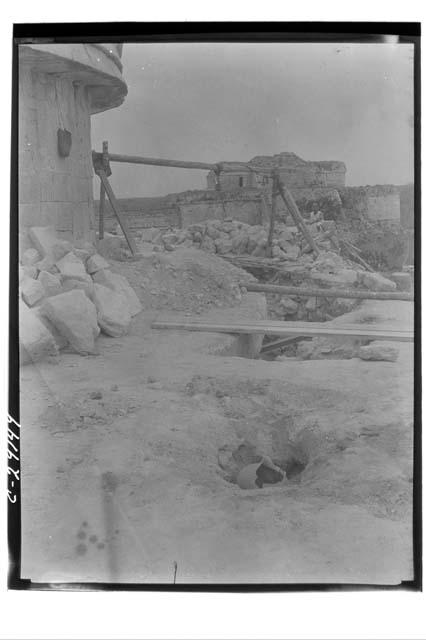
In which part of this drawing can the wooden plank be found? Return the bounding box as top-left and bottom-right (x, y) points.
(245, 282), (414, 302)
(151, 319), (413, 342)
(276, 179), (320, 257)
(96, 169), (138, 256)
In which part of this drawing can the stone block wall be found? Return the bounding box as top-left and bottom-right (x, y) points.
(207, 153), (347, 193)
(94, 197), (181, 231)
(206, 169), (257, 190)
(366, 194), (400, 222)
(180, 199), (262, 227)
(19, 65), (95, 244)
(399, 184), (414, 229)
(338, 186), (401, 222)
(94, 189), (266, 231)
(18, 43), (127, 250)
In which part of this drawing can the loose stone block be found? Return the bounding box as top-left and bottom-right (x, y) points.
(38, 270), (62, 297)
(56, 252), (91, 283)
(92, 270), (142, 316)
(361, 272), (397, 292)
(19, 301), (58, 364)
(278, 296), (298, 314)
(305, 296), (317, 311)
(34, 257), (58, 274)
(86, 253), (110, 274)
(74, 240), (97, 256)
(97, 234), (126, 260)
(22, 248), (40, 266)
(214, 238), (233, 254)
(73, 248), (92, 263)
(29, 226), (73, 261)
(22, 265), (38, 280)
(200, 236), (216, 254)
(41, 290), (100, 355)
(21, 278), (44, 307)
(310, 268), (359, 287)
(34, 307), (68, 350)
(358, 341), (399, 362)
(92, 283), (131, 337)
(61, 278), (94, 299)
(390, 271), (412, 292)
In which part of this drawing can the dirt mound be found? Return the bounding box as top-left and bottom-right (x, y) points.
(113, 248), (256, 315)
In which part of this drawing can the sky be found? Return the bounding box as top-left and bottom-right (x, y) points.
(91, 42), (414, 198)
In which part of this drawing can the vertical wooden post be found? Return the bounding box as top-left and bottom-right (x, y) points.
(276, 177), (320, 257)
(96, 169), (138, 256)
(215, 168), (227, 217)
(98, 140), (109, 240)
(102, 140), (109, 172)
(267, 170), (278, 255)
(99, 182), (106, 240)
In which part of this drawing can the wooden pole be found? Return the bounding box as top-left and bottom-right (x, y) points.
(99, 182), (106, 240)
(107, 152), (217, 172)
(214, 168), (227, 217)
(340, 239), (375, 272)
(96, 169), (138, 256)
(97, 140), (109, 240)
(245, 282), (413, 302)
(267, 171), (278, 255)
(276, 178), (320, 257)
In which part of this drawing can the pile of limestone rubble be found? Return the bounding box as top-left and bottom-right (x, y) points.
(19, 227), (142, 365)
(138, 218), (338, 259)
(266, 250), (402, 323)
(136, 219), (407, 323)
(137, 218), (410, 291)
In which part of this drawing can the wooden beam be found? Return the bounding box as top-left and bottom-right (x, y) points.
(96, 169), (138, 256)
(151, 319), (413, 342)
(245, 282), (414, 302)
(276, 178), (320, 257)
(107, 152), (217, 172)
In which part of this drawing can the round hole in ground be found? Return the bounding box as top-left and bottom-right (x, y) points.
(218, 437), (309, 490)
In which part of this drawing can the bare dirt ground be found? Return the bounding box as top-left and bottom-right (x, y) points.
(19, 251), (414, 585)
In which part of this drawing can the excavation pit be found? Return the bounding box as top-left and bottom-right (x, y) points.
(218, 437), (309, 489)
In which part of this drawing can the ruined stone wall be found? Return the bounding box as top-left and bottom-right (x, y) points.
(19, 67), (95, 244)
(399, 184), (414, 229)
(180, 199), (262, 227)
(207, 170), (257, 190)
(291, 187), (343, 219)
(207, 153), (346, 192)
(320, 169), (346, 187)
(366, 194), (400, 221)
(95, 189), (266, 231)
(338, 186), (401, 222)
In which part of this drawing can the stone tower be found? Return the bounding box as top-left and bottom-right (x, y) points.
(18, 43), (127, 245)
